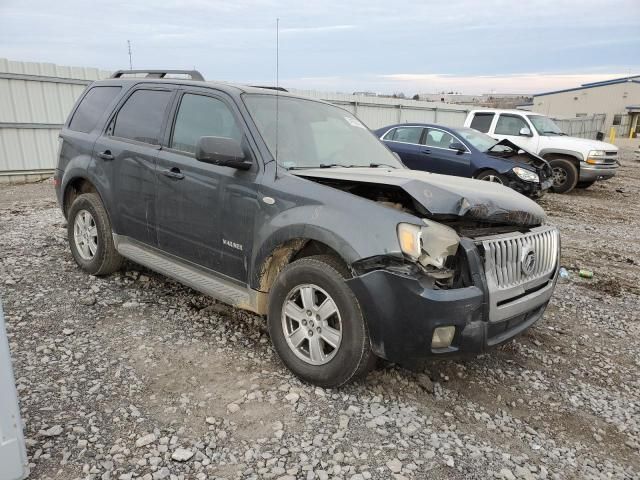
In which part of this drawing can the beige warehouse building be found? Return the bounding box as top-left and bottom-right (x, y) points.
(531, 75), (640, 138)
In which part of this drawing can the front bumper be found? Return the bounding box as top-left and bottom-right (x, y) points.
(347, 236), (558, 367)
(579, 162), (618, 182)
(504, 171), (552, 198)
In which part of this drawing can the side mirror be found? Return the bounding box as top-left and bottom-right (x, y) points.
(449, 142), (466, 153)
(519, 127), (532, 137)
(195, 136), (252, 170)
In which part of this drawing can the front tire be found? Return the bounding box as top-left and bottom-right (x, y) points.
(67, 193), (124, 275)
(475, 169), (508, 184)
(549, 158), (578, 193)
(267, 255), (374, 388)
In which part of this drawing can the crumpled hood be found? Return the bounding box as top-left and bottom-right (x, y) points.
(294, 167), (546, 227)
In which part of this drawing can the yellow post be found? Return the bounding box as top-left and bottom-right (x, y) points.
(631, 114), (638, 139)
(609, 127), (616, 144)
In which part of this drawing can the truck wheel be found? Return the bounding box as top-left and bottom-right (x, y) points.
(549, 158), (578, 193)
(575, 180), (595, 189)
(475, 169), (508, 184)
(267, 255), (374, 388)
(67, 193), (124, 275)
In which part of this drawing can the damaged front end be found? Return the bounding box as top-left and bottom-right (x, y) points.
(293, 168), (560, 365)
(488, 139), (554, 196)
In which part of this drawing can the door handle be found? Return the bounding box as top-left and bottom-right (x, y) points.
(161, 167), (185, 180)
(97, 150), (114, 161)
(421, 149), (432, 154)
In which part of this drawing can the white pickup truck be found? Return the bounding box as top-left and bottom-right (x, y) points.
(464, 109), (619, 193)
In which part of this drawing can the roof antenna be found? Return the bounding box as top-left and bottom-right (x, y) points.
(127, 40), (133, 70)
(275, 17), (280, 179)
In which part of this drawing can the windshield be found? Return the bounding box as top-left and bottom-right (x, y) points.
(243, 94), (404, 169)
(527, 115), (564, 135)
(455, 127), (499, 152)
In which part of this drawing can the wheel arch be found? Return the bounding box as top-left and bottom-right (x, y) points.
(252, 229), (359, 295)
(540, 150), (582, 170)
(62, 176), (101, 218)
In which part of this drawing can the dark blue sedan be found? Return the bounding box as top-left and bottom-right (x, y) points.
(374, 123), (553, 197)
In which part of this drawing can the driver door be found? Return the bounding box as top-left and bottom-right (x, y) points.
(155, 89), (261, 282)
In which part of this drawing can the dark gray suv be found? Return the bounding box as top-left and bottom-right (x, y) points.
(54, 70), (560, 387)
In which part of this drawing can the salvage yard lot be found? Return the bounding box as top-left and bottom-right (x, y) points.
(1, 146), (638, 480)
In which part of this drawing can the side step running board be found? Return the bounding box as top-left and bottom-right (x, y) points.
(113, 234), (264, 314)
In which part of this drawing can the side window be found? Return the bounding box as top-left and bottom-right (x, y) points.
(112, 89), (172, 145)
(495, 115), (528, 136)
(171, 94), (242, 154)
(382, 128), (396, 140)
(69, 86), (121, 133)
(390, 127), (423, 144)
(424, 129), (456, 149)
(469, 113), (494, 133)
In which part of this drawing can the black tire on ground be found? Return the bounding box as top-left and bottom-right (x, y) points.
(548, 158), (578, 194)
(67, 193), (124, 276)
(267, 255), (375, 388)
(575, 180), (596, 189)
(475, 169), (509, 185)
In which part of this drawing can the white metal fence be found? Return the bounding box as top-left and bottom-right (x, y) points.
(552, 114), (607, 140)
(0, 58), (611, 181)
(0, 59), (110, 179)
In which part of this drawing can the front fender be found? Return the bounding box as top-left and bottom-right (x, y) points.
(250, 203), (417, 291)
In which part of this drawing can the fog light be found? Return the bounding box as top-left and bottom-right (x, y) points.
(431, 326), (456, 349)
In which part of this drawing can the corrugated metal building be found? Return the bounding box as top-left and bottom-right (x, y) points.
(532, 75), (640, 138)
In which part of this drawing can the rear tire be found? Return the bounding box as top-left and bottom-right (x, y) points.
(575, 180), (596, 189)
(267, 255), (374, 388)
(67, 193), (124, 275)
(548, 158), (578, 193)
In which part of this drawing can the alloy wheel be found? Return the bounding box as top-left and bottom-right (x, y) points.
(73, 210), (98, 260)
(281, 284), (342, 365)
(552, 167), (567, 186)
(481, 175), (503, 184)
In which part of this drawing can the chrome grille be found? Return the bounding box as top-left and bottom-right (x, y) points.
(479, 226), (559, 289)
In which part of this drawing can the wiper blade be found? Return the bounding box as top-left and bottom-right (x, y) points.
(319, 163), (353, 168)
(286, 164), (351, 170)
(369, 163), (398, 169)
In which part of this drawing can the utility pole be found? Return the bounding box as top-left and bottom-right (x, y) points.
(127, 40), (133, 69)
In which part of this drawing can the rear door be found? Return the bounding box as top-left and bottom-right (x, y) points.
(468, 112), (495, 133)
(421, 128), (471, 176)
(155, 88), (261, 281)
(380, 126), (425, 169)
(94, 86), (175, 246)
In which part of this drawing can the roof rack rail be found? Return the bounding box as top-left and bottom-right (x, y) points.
(111, 69), (205, 81)
(249, 85), (288, 92)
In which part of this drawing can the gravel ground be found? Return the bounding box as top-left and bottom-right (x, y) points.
(1, 146), (638, 480)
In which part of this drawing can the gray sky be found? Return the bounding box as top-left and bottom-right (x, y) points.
(1, 0), (639, 94)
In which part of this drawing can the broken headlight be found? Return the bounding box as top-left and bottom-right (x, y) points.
(397, 220), (460, 269)
(512, 167), (539, 183)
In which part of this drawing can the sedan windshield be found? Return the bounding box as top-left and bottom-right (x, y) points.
(527, 115), (565, 135)
(455, 127), (499, 152)
(243, 94), (404, 169)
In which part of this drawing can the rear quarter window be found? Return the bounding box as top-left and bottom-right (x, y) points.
(469, 113), (494, 133)
(68, 86), (121, 133)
